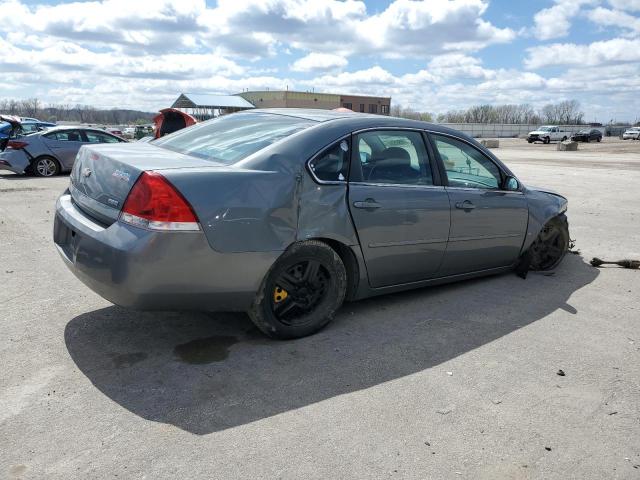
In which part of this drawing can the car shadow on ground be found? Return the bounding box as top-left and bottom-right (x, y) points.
(65, 254), (597, 435)
(0, 172), (69, 180)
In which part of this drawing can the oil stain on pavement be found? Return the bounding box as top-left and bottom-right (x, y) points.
(173, 335), (239, 364)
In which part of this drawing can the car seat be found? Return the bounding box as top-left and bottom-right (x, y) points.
(367, 147), (421, 183)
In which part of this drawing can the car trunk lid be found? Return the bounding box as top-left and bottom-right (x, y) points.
(70, 142), (223, 225)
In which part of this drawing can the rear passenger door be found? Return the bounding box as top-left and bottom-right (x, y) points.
(429, 133), (528, 276)
(348, 130), (450, 288)
(42, 130), (85, 170)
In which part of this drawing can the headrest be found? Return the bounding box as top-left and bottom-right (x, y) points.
(375, 147), (411, 166)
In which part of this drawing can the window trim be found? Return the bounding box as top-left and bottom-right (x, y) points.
(349, 128), (439, 187)
(305, 134), (351, 185)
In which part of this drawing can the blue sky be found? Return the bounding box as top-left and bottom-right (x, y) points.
(1, 0), (639, 122)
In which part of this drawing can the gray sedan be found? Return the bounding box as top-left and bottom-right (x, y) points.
(54, 109), (569, 339)
(0, 126), (126, 177)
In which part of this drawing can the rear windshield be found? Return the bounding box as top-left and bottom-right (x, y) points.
(154, 112), (317, 164)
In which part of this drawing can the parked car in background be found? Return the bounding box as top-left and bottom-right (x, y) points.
(153, 108), (196, 138)
(622, 127), (640, 140)
(571, 129), (602, 143)
(527, 126), (571, 144)
(19, 120), (57, 134)
(54, 109), (570, 339)
(0, 114), (22, 150)
(106, 127), (123, 136)
(0, 116), (56, 147)
(0, 126), (126, 176)
(121, 127), (136, 139)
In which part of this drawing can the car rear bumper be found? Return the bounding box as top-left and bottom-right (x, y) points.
(0, 149), (30, 174)
(54, 193), (281, 311)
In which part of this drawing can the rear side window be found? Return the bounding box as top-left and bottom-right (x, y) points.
(155, 112), (316, 164)
(44, 130), (82, 142)
(308, 139), (350, 183)
(354, 130), (434, 185)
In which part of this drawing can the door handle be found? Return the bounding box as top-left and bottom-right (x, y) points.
(353, 199), (382, 209)
(455, 200), (476, 210)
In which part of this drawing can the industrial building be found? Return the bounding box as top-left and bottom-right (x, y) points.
(171, 93), (255, 120)
(237, 90), (391, 115)
(171, 90), (391, 120)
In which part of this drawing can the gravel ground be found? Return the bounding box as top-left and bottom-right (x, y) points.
(1, 137), (639, 479)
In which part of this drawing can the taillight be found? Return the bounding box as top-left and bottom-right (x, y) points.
(120, 171), (200, 231)
(7, 140), (28, 150)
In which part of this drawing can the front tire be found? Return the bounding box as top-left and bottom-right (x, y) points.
(544, 136), (550, 144)
(32, 156), (60, 177)
(529, 216), (570, 271)
(248, 240), (347, 339)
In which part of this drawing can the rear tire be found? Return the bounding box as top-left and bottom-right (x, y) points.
(248, 240), (347, 339)
(529, 216), (570, 271)
(32, 156), (60, 177)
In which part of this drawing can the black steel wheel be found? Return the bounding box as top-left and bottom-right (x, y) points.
(249, 240), (347, 339)
(529, 216), (569, 271)
(544, 136), (550, 144)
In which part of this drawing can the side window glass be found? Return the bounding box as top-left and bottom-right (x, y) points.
(54, 130), (82, 142)
(85, 131), (119, 143)
(432, 135), (501, 189)
(308, 139), (350, 182)
(355, 130), (433, 185)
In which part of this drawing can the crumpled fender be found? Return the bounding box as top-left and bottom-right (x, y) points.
(522, 185), (568, 252)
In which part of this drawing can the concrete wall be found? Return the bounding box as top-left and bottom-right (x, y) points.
(438, 123), (606, 138)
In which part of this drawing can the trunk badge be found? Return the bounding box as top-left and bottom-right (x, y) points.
(82, 168), (92, 178)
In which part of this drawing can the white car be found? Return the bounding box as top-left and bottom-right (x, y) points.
(527, 126), (571, 144)
(622, 127), (640, 140)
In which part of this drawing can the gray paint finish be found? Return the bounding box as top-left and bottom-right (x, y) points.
(54, 109), (568, 312)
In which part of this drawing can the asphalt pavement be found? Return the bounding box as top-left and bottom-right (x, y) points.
(1, 137), (639, 479)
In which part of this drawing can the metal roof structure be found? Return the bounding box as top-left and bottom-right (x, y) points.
(172, 93), (255, 110)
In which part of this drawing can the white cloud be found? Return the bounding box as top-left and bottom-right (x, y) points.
(608, 0), (640, 11)
(587, 7), (640, 35)
(291, 53), (347, 72)
(532, 0), (598, 40)
(525, 37), (640, 68)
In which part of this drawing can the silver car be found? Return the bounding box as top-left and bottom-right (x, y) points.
(54, 109), (570, 339)
(0, 126), (126, 177)
(622, 127), (640, 140)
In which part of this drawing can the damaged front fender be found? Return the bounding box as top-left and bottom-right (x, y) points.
(522, 185), (568, 252)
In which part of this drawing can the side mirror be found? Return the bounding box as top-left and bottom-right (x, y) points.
(504, 176), (520, 191)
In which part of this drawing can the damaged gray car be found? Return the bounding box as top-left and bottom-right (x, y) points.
(54, 109), (569, 339)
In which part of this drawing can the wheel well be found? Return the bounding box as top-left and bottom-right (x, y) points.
(311, 238), (360, 301)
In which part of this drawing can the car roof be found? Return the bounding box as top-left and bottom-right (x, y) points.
(236, 108), (456, 134)
(245, 108), (378, 122)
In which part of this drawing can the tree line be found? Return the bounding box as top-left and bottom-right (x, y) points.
(392, 100), (586, 125)
(0, 98), (154, 125)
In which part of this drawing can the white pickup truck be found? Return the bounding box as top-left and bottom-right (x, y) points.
(527, 126), (571, 144)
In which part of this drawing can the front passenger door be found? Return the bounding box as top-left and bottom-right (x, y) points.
(430, 133), (528, 276)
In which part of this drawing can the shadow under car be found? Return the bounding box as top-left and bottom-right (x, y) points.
(64, 254), (597, 435)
